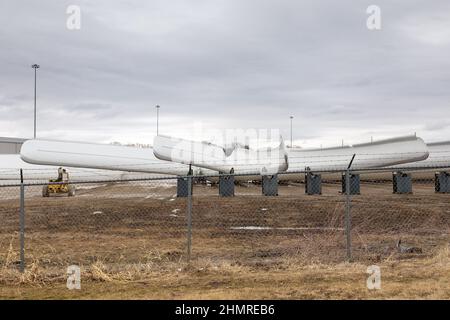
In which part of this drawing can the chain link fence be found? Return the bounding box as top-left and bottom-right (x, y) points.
(1, 167), (449, 276)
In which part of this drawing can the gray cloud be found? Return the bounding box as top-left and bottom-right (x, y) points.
(1, 0), (450, 147)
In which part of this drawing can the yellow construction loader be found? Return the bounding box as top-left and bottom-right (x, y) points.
(42, 167), (75, 197)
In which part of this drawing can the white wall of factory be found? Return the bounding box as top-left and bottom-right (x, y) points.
(0, 137), (26, 154)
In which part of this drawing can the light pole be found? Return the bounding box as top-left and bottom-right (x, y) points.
(156, 105), (160, 135)
(31, 64), (40, 139)
(290, 116), (293, 148)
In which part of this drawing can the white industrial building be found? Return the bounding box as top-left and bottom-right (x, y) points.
(0, 137), (27, 154)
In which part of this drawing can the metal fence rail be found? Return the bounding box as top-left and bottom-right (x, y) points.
(1, 167), (449, 273)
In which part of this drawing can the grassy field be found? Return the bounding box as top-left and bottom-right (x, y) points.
(1, 246), (450, 299)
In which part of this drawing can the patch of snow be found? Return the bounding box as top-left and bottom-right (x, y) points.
(77, 184), (108, 190)
(230, 226), (344, 231)
(231, 226), (271, 230)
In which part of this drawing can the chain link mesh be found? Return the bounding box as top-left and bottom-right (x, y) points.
(0, 168), (449, 274)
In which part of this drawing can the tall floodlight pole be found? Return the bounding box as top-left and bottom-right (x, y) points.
(31, 64), (40, 139)
(290, 116), (294, 148)
(156, 105), (160, 135)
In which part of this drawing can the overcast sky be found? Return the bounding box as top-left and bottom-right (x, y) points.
(1, 0), (450, 148)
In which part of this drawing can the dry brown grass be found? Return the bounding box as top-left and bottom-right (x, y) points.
(0, 244), (449, 299)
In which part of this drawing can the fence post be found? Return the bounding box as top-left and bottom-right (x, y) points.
(345, 154), (355, 262)
(345, 168), (352, 262)
(186, 175), (193, 264)
(19, 169), (25, 272)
